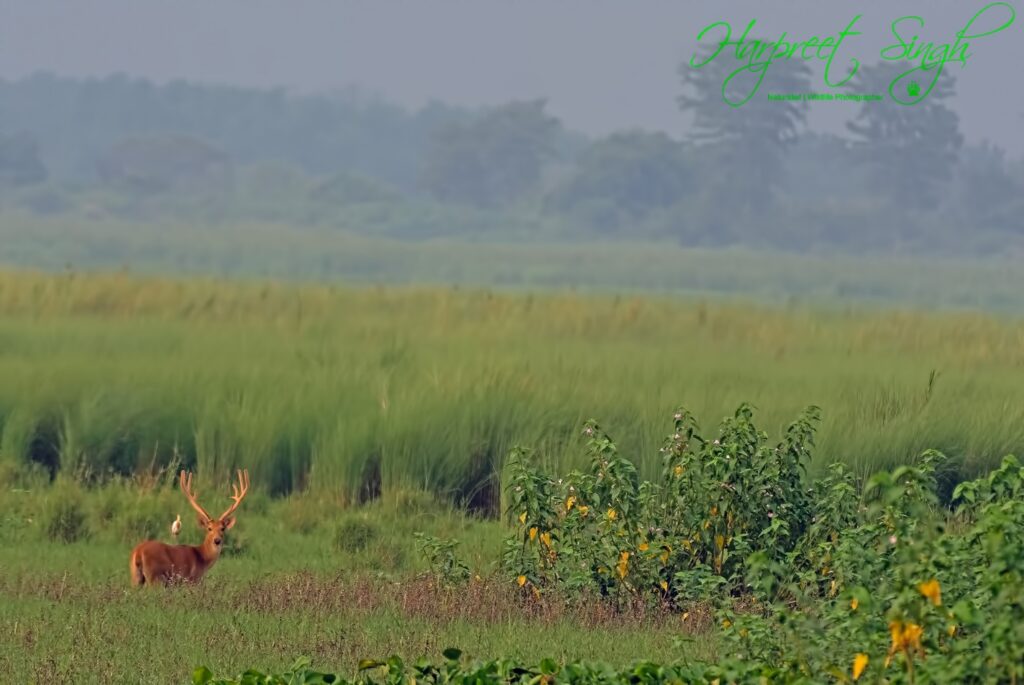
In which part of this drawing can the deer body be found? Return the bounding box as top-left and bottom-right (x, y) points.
(129, 538), (220, 585)
(129, 469), (248, 587)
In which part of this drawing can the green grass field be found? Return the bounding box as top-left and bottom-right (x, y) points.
(0, 481), (714, 683)
(3, 213), (1024, 312)
(2, 268), (1024, 683)
(1, 268), (1023, 504)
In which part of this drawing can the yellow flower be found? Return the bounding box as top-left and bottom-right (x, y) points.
(681, 611), (690, 621)
(660, 580), (669, 592)
(660, 546), (671, 564)
(579, 505), (589, 516)
(888, 620), (903, 652)
(517, 575), (527, 587)
(673, 465), (684, 476)
(722, 618), (732, 629)
(616, 551), (630, 578)
(710, 505), (718, 517)
(918, 578), (942, 606)
(887, 620), (925, 663)
(638, 542), (649, 552)
(607, 508), (617, 520)
(947, 623), (956, 637)
(566, 496), (576, 510)
(519, 512), (527, 524)
(850, 597), (859, 611)
(529, 527), (538, 541)
(852, 653), (869, 681)
(540, 531), (552, 548)
(903, 623), (923, 650)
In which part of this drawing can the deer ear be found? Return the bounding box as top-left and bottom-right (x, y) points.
(223, 516), (237, 530)
(196, 514), (211, 528)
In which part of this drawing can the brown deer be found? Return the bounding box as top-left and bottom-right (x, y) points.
(129, 469), (249, 586)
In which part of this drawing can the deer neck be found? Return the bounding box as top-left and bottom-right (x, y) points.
(195, 541), (222, 567)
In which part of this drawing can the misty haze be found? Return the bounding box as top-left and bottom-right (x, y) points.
(0, 0), (1022, 305)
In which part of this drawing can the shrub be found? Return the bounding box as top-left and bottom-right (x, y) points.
(43, 484), (90, 543)
(283, 497), (335, 535)
(502, 403), (821, 603)
(498, 404), (1024, 682)
(413, 533), (470, 585)
(118, 496), (173, 544)
(334, 515), (379, 554)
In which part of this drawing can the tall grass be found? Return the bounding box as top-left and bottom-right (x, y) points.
(1, 269), (1023, 508)
(3, 214), (1024, 312)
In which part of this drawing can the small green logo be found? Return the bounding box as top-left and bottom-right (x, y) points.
(907, 81), (921, 97)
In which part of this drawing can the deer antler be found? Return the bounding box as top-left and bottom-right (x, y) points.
(179, 470), (212, 522)
(217, 469), (250, 521)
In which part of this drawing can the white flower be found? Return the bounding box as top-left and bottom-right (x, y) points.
(888, 535), (897, 545)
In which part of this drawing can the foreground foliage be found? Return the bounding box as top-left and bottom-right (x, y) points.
(190, 651), (777, 685)
(496, 405), (1024, 682)
(194, 405), (1024, 683)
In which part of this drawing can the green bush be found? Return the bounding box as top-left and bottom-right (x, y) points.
(118, 496), (174, 544)
(498, 405), (1024, 682)
(43, 484), (90, 543)
(334, 514), (379, 554)
(413, 533), (470, 585)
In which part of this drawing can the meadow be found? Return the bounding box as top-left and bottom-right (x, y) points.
(2, 268), (1024, 683)
(2, 268), (1024, 503)
(0, 479), (712, 683)
(3, 213), (1024, 312)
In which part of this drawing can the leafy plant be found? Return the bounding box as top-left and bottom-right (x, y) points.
(413, 533), (470, 585)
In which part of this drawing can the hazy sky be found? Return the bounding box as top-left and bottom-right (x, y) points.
(2, 1), (1022, 151)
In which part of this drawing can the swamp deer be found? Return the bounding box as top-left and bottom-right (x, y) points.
(129, 469), (249, 586)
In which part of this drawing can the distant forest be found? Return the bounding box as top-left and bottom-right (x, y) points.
(1, 67), (1022, 256)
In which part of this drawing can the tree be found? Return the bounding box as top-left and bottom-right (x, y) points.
(310, 171), (400, 206)
(954, 141), (1024, 233)
(0, 131), (47, 187)
(96, 134), (232, 194)
(845, 62), (963, 210)
(678, 45), (812, 210)
(420, 99), (560, 208)
(546, 130), (695, 233)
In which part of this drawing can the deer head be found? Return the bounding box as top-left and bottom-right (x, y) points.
(179, 469), (249, 555)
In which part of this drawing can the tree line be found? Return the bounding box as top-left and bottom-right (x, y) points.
(1, 64), (1021, 255)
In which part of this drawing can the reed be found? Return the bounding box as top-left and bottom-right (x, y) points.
(1, 269), (1022, 508)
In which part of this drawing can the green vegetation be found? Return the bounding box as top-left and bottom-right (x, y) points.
(194, 407), (1024, 683)
(2, 269), (1024, 506)
(494, 406), (1024, 682)
(2, 271), (1023, 682)
(0, 475), (709, 683)
(3, 217), (1024, 312)
(2, 72), (1023, 256)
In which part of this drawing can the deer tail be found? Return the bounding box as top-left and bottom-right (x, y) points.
(129, 547), (145, 586)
